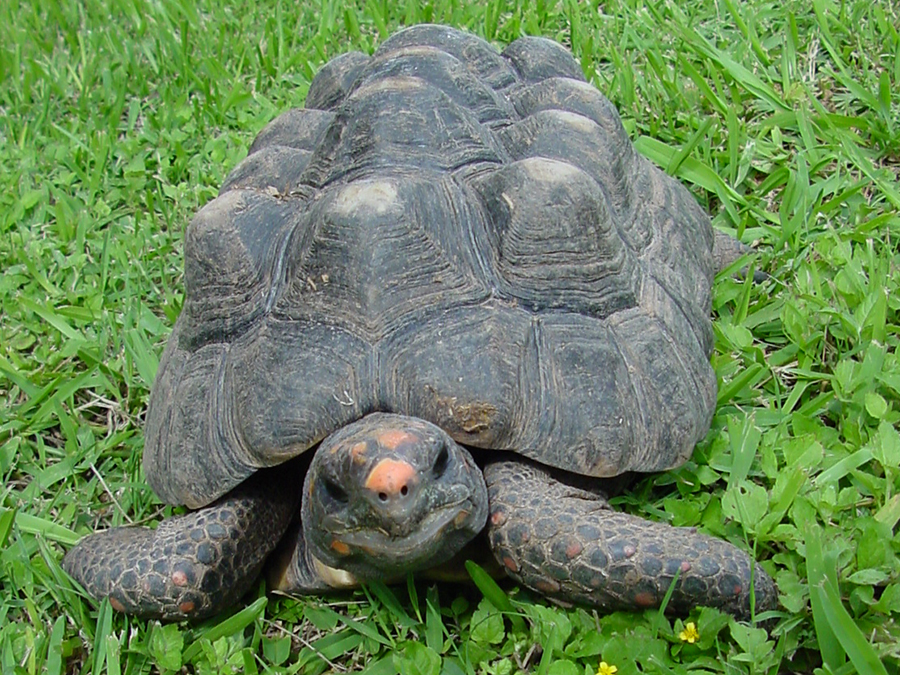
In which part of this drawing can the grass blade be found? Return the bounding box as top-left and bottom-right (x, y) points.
(465, 560), (525, 633)
(804, 525), (845, 671)
(182, 596), (268, 661)
(425, 586), (444, 654)
(816, 579), (888, 675)
(9, 510), (80, 546)
(45, 616), (66, 675)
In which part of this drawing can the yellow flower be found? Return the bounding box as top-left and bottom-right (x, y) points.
(597, 662), (618, 675)
(679, 621), (700, 644)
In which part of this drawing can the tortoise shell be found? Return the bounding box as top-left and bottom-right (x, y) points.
(144, 25), (717, 509)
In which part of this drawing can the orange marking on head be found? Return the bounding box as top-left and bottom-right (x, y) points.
(634, 592), (656, 607)
(503, 556), (519, 573)
(172, 570), (188, 587)
(331, 540), (351, 555)
(109, 597), (125, 612)
(179, 601), (195, 614)
(375, 429), (419, 450)
(350, 442), (367, 463)
(364, 458), (417, 496)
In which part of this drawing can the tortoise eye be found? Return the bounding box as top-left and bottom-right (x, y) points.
(432, 446), (450, 479)
(322, 477), (349, 504)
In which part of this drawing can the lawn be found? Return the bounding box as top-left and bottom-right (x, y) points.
(1, 0), (899, 673)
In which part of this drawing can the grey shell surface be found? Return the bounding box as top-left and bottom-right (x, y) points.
(145, 25), (718, 509)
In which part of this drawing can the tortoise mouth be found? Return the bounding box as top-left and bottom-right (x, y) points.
(335, 499), (476, 562)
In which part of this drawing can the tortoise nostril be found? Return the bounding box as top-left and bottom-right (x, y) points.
(379, 484), (408, 502)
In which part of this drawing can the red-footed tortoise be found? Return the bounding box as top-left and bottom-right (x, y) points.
(64, 25), (776, 621)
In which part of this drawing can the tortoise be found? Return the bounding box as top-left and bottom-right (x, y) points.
(64, 25), (777, 621)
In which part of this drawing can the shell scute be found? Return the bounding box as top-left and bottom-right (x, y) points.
(272, 173), (492, 337)
(471, 157), (640, 319)
(305, 51), (370, 111)
(375, 24), (518, 91)
(377, 303), (534, 449)
(497, 110), (651, 252)
(502, 36), (586, 84)
(356, 46), (515, 127)
(300, 76), (504, 187)
(181, 190), (303, 350)
(226, 319), (376, 467)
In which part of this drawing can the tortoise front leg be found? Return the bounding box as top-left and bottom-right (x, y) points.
(484, 458), (776, 619)
(63, 463), (301, 621)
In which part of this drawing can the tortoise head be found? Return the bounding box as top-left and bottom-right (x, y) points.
(282, 413), (488, 587)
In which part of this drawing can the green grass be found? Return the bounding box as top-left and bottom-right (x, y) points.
(1, 0), (898, 672)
